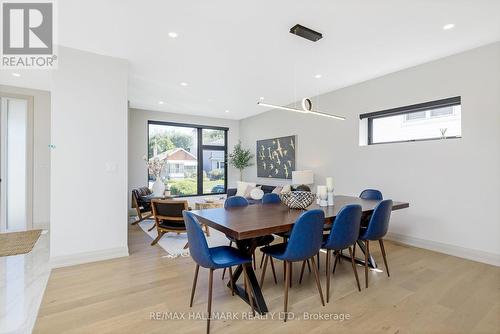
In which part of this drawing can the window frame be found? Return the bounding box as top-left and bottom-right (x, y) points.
(147, 120), (228, 197)
(361, 96), (461, 145)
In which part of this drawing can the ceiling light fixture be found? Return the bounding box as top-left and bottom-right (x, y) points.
(225, 110), (230, 113)
(158, 101), (164, 105)
(180, 82), (188, 86)
(168, 32), (178, 38)
(443, 23), (455, 30)
(257, 99), (345, 120)
(314, 74), (322, 79)
(12, 72), (21, 77)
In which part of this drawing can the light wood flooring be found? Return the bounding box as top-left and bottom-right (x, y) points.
(34, 224), (500, 334)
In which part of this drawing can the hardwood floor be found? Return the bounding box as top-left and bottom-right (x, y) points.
(34, 225), (500, 334)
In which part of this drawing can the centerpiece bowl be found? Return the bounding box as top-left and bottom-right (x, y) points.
(279, 191), (315, 209)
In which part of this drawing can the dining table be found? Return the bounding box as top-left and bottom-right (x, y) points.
(190, 195), (409, 314)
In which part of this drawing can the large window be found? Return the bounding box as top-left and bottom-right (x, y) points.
(360, 97), (461, 145)
(148, 121), (228, 197)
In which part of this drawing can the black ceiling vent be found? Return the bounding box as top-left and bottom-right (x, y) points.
(289, 24), (322, 42)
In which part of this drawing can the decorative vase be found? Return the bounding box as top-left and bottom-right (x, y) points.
(152, 177), (165, 197)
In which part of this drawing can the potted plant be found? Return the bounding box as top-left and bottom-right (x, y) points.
(144, 155), (166, 196)
(229, 141), (254, 181)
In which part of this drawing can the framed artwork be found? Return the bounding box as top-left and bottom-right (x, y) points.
(256, 135), (296, 179)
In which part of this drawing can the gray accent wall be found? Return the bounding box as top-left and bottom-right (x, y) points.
(239, 42), (500, 263)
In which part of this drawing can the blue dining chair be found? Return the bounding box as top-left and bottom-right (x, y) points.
(320, 204), (362, 302)
(359, 189), (383, 200)
(358, 199), (393, 288)
(224, 195), (249, 208)
(262, 192), (281, 204)
(260, 209), (326, 321)
(184, 211), (255, 334)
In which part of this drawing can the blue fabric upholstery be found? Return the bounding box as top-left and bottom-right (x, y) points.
(183, 211), (252, 269)
(359, 200), (393, 241)
(322, 205), (362, 250)
(224, 196), (249, 209)
(262, 209), (325, 262)
(359, 189), (383, 200)
(262, 193), (281, 204)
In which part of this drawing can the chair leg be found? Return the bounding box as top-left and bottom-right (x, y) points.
(326, 250), (331, 303)
(348, 246), (361, 292)
(242, 265), (255, 316)
(147, 224), (156, 232)
(228, 266), (235, 296)
(317, 253), (320, 270)
(364, 240), (370, 288)
(252, 252), (257, 270)
(183, 242), (189, 250)
(189, 264), (200, 307)
(379, 239), (390, 277)
(269, 257), (277, 284)
(151, 232), (164, 246)
(284, 261), (290, 322)
(259, 251), (265, 268)
(207, 269), (214, 334)
(299, 260), (306, 284)
(310, 256), (325, 306)
(332, 251), (339, 274)
(307, 259), (311, 273)
(204, 224), (210, 237)
(260, 255), (269, 288)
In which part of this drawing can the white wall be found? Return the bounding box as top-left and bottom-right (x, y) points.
(128, 108), (240, 206)
(50, 47), (129, 267)
(240, 42), (500, 265)
(0, 85), (51, 229)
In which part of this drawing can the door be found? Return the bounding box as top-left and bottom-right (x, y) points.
(0, 95), (33, 232)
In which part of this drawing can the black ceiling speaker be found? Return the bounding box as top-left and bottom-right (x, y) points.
(289, 24), (323, 42)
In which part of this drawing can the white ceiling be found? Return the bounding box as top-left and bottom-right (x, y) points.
(2, 0), (500, 120)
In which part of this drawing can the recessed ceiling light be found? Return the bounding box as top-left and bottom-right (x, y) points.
(225, 110), (230, 113)
(180, 82), (188, 86)
(443, 23), (455, 30)
(259, 97), (265, 100)
(158, 101), (164, 105)
(12, 72), (21, 77)
(314, 74), (322, 79)
(168, 32), (178, 38)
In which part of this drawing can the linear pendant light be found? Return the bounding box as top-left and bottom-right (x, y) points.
(257, 100), (346, 121)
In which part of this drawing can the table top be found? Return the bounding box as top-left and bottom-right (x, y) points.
(190, 195), (409, 240)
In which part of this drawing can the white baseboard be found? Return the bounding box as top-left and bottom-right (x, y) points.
(50, 246), (129, 269)
(386, 232), (500, 267)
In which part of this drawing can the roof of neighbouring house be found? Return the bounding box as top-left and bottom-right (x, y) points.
(152, 148), (197, 162)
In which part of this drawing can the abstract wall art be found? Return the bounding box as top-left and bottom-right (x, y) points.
(256, 135), (296, 179)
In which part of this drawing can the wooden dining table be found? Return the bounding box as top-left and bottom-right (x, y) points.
(190, 195), (409, 314)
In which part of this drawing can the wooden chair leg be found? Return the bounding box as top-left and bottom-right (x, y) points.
(283, 261), (286, 282)
(189, 264), (200, 307)
(260, 255), (269, 288)
(364, 240), (370, 288)
(326, 250), (331, 303)
(147, 224), (156, 232)
(204, 225), (210, 237)
(349, 246), (361, 292)
(284, 261), (290, 322)
(259, 251), (265, 268)
(310, 256), (325, 306)
(332, 251), (340, 274)
(207, 269), (214, 334)
(269, 257), (277, 284)
(299, 260), (306, 284)
(151, 232), (164, 246)
(306, 259), (311, 273)
(379, 239), (390, 277)
(228, 266), (235, 296)
(242, 265), (255, 316)
(317, 253), (320, 270)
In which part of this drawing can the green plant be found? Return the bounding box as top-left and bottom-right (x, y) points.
(229, 141), (254, 181)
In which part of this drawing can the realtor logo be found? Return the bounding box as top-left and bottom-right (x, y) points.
(1, 0), (57, 68)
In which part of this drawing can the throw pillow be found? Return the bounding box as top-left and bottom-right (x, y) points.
(236, 181), (256, 197)
(245, 185), (262, 198)
(272, 186), (283, 194)
(250, 188), (264, 200)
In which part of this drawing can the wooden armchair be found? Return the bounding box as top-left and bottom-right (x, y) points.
(150, 199), (190, 246)
(131, 187), (153, 225)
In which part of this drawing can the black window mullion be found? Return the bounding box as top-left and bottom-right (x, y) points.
(196, 128), (203, 196)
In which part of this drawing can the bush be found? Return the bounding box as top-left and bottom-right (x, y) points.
(208, 169), (224, 180)
(169, 179), (197, 195)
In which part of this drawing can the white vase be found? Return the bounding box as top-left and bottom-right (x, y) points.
(152, 178), (165, 197)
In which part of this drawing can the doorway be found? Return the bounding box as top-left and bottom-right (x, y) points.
(0, 95), (34, 232)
